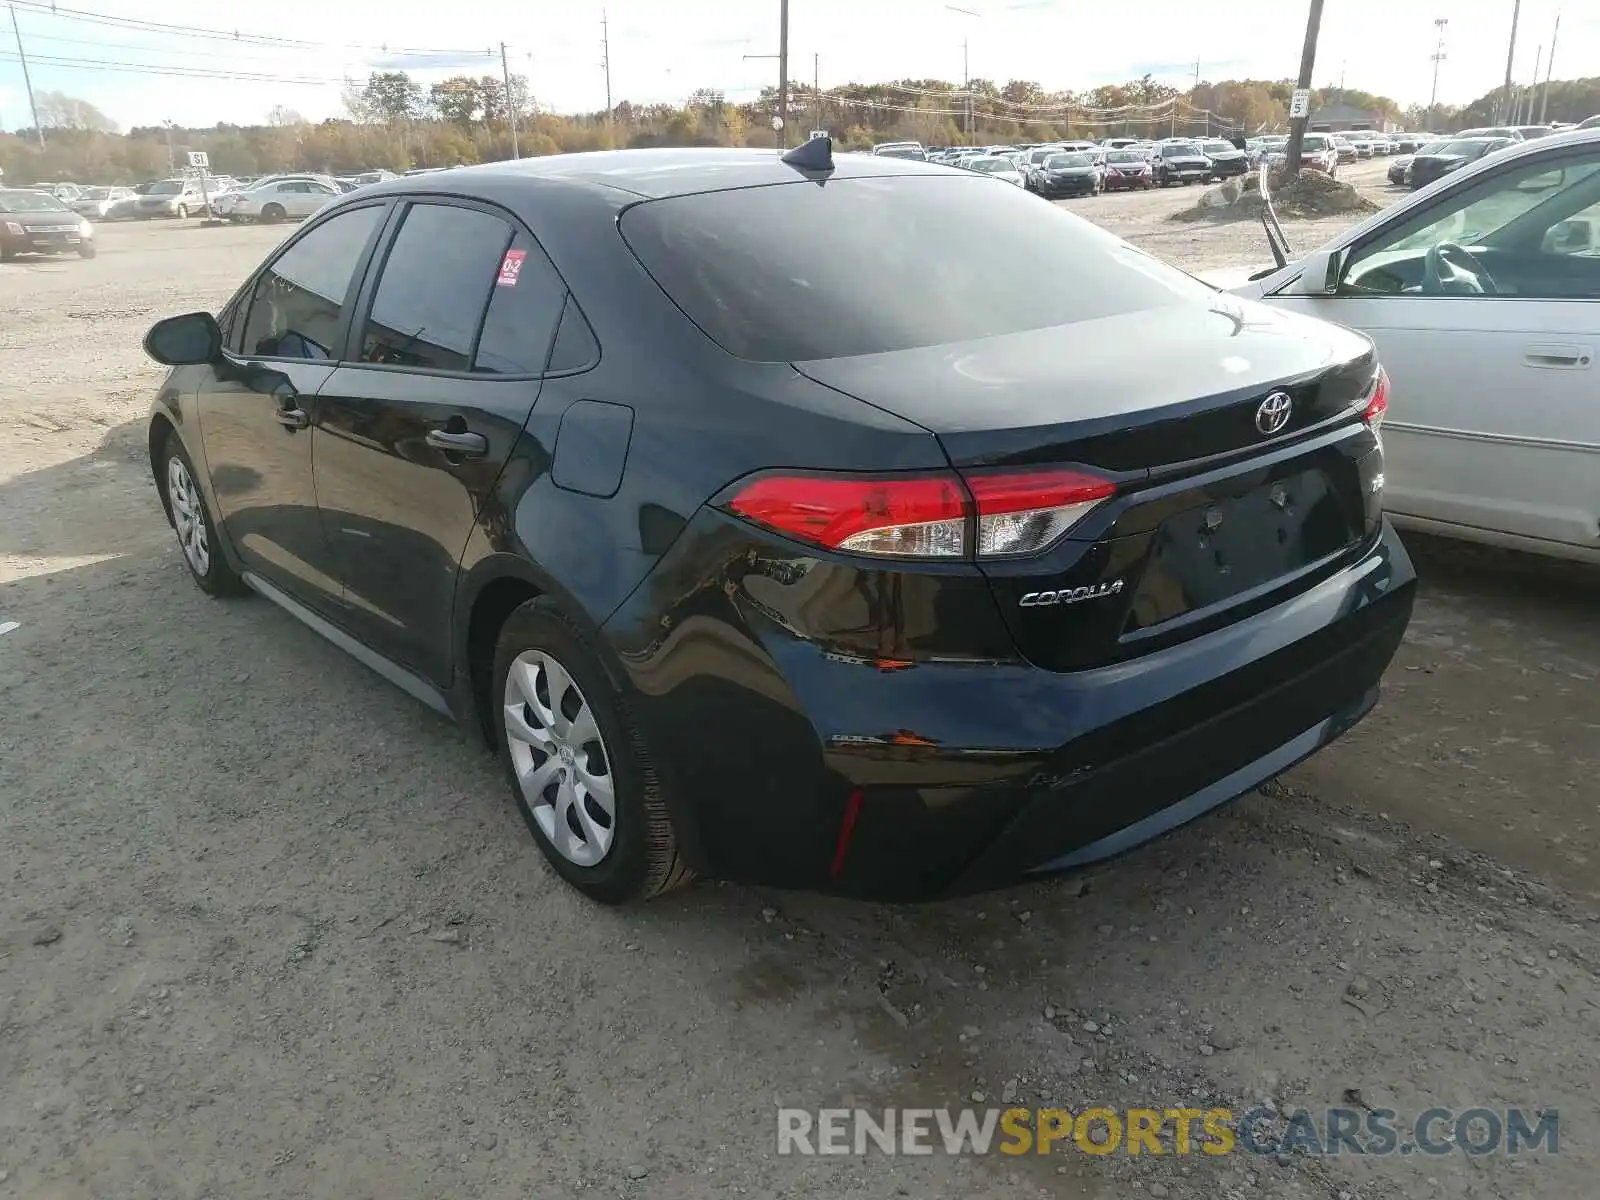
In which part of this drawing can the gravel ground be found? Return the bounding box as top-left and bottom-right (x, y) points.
(2, 160), (1597, 1200)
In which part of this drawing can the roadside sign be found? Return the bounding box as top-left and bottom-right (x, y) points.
(187, 151), (210, 169)
(1289, 89), (1312, 120)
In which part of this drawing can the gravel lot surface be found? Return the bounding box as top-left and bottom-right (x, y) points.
(2, 158), (1597, 1200)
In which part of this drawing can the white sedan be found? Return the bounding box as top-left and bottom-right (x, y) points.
(963, 155), (1026, 187)
(1222, 129), (1600, 563)
(216, 177), (342, 224)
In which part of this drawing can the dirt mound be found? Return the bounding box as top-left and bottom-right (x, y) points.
(1270, 167), (1380, 217)
(1168, 167), (1378, 223)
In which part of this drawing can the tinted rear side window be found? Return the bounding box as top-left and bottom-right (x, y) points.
(361, 203), (511, 372)
(620, 175), (1213, 362)
(472, 233), (568, 375)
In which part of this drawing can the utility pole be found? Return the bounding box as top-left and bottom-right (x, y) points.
(1523, 44), (1542, 122)
(1195, 59), (1203, 136)
(1429, 18), (1447, 129)
(601, 11), (613, 133)
(1498, 0), (1521, 125)
(963, 39), (971, 142)
(1539, 13), (1558, 124)
(500, 42), (521, 159)
(813, 52), (821, 133)
(9, 4), (45, 150)
(164, 120), (176, 174)
(1285, 0), (1326, 172)
(776, 0), (790, 148)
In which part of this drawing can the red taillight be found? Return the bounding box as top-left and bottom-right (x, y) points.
(1361, 365), (1389, 429)
(727, 473), (968, 558)
(724, 466), (1116, 560)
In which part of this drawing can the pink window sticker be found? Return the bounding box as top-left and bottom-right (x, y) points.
(497, 248), (527, 287)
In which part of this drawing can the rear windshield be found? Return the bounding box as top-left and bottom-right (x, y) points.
(620, 175), (1214, 362)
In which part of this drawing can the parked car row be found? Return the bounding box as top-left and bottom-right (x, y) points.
(1383, 136), (1520, 188)
(879, 137), (1257, 198)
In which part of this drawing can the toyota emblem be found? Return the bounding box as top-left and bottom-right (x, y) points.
(1255, 391), (1293, 436)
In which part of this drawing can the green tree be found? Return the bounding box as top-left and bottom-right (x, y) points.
(431, 77), (483, 129)
(363, 72), (424, 124)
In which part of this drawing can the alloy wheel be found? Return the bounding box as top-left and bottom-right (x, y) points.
(503, 649), (616, 868)
(166, 456), (210, 576)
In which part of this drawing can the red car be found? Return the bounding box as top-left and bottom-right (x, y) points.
(1101, 148), (1154, 190)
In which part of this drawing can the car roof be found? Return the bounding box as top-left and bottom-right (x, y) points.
(363, 147), (962, 201)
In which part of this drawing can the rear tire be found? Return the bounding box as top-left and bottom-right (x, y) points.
(160, 431), (247, 598)
(175, 204), (189, 219)
(493, 598), (694, 905)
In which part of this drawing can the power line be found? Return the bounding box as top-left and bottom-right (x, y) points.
(0, 48), (347, 84)
(6, 0), (492, 57)
(18, 26), (371, 64)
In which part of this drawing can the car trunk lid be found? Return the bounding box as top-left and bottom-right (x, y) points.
(793, 300), (1386, 671)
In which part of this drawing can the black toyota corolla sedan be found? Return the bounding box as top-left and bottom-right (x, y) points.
(142, 144), (1414, 904)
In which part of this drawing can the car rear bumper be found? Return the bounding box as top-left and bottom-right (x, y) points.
(613, 515), (1415, 900)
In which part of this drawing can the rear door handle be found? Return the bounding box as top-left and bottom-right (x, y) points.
(274, 407), (310, 429)
(426, 428), (489, 456)
(1523, 343), (1593, 369)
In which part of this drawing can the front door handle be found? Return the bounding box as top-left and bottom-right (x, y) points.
(426, 428), (488, 456)
(1523, 343), (1593, 370)
(274, 407), (310, 429)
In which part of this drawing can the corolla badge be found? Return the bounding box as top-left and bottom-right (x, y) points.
(1019, 580), (1125, 608)
(1255, 391), (1293, 435)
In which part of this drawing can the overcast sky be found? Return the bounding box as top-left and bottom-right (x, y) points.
(1, 0), (1593, 131)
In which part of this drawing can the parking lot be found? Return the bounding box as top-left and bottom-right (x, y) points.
(2, 158), (1598, 1200)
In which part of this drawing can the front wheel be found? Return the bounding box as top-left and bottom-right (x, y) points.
(175, 204), (189, 219)
(493, 599), (694, 904)
(77, 242), (96, 259)
(259, 204), (285, 225)
(160, 432), (247, 597)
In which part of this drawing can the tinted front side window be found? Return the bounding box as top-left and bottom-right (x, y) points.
(472, 233), (568, 375)
(240, 205), (382, 360)
(621, 176), (1213, 362)
(360, 203), (512, 372)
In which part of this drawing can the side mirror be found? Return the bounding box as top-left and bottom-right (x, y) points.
(143, 311), (222, 365)
(1280, 247), (1348, 296)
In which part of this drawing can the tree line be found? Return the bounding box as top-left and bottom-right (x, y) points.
(3, 68), (1598, 187)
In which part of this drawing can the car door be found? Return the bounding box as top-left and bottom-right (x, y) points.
(301, 182), (340, 218)
(1272, 143), (1600, 553)
(196, 201), (389, 610)
(311, 198), (568, 685)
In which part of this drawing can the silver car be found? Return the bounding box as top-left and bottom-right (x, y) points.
(213, 175), (342, 224)
(70, 186), (136, 220)
(133, 178), (210, 219)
